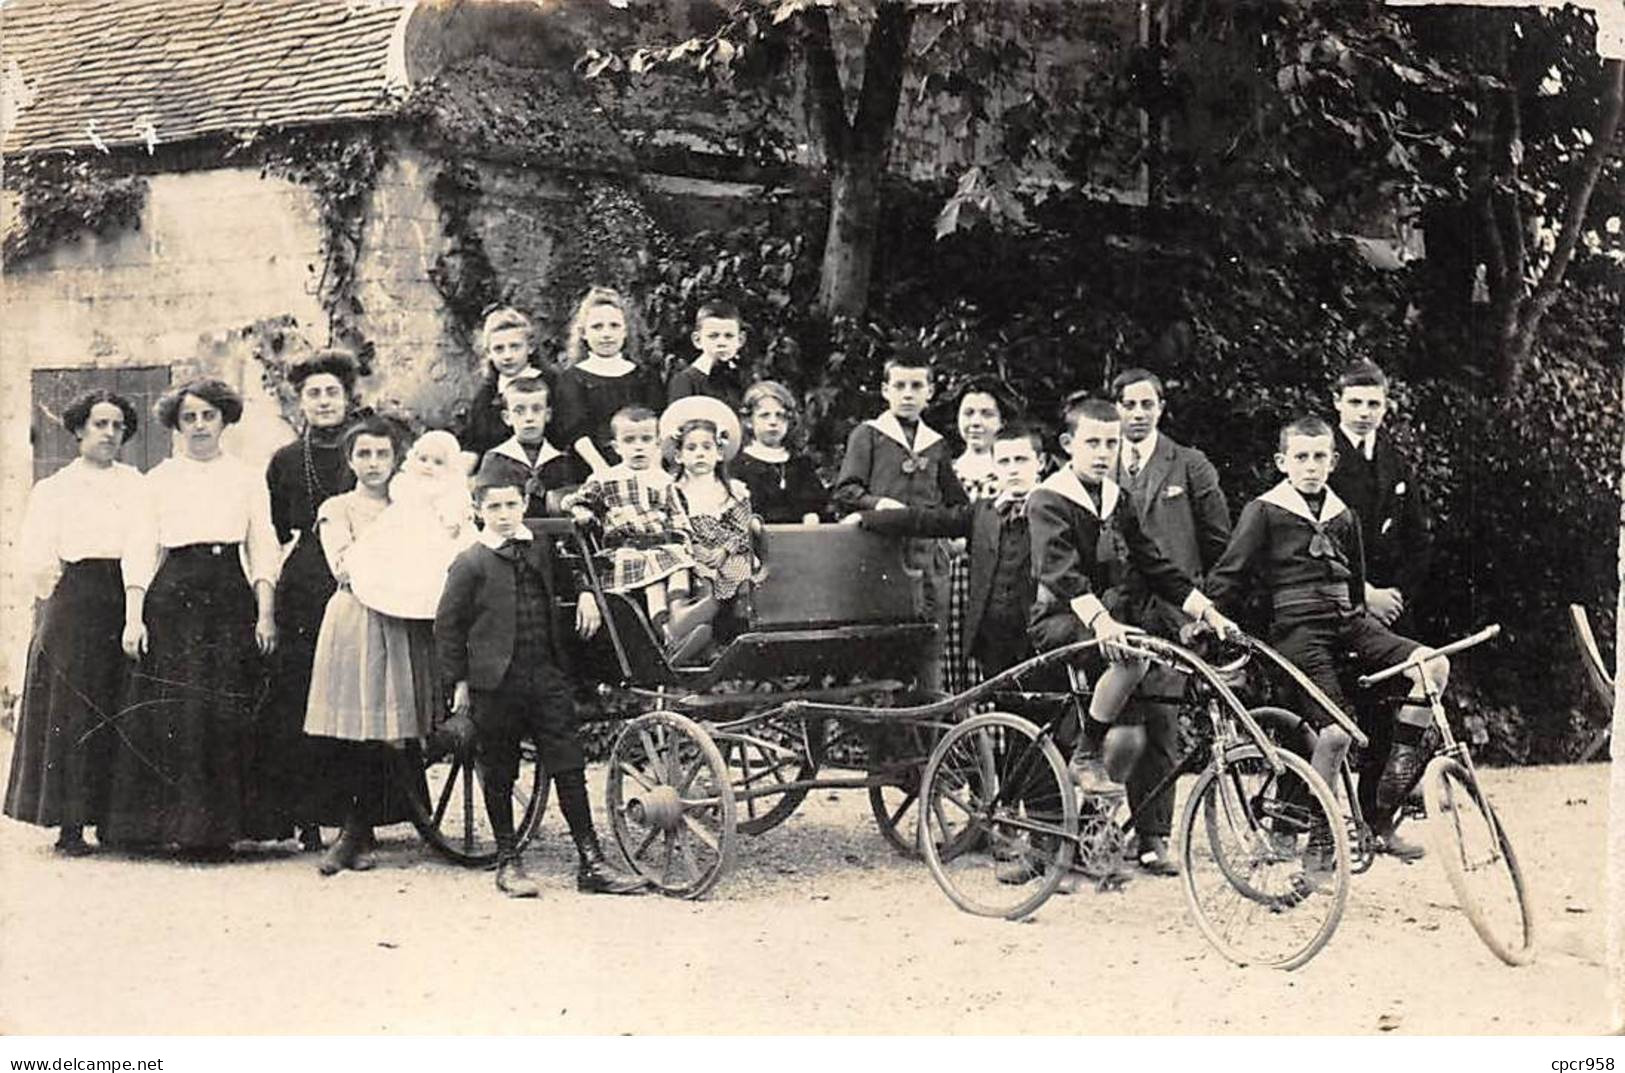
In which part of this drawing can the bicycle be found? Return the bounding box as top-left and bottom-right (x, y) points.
(916, 631), (1362, 971)
(1354, 624), (1535, 965)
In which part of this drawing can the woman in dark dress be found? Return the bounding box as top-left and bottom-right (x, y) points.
(4, 391), (145, 854)
(102, 379), (283, 857)
(551, 286), (663, 481)
(264, 350), (418, 850)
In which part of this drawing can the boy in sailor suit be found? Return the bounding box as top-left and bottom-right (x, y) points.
(1027, 397), (1236, 795)
(1205, 416), (1448, 841)
(475, 374), (576, 518)
(833, 353), (968, 692)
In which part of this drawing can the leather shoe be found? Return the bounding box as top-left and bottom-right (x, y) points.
(496, 854), (540, 898)
(1136, 836), (1179, 877)
(576, 837), (650, 895)
(1375, 829), (1426, 861)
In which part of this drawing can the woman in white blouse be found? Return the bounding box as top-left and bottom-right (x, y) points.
(3, 392), (146, 855)
(100, 379), (283, 858)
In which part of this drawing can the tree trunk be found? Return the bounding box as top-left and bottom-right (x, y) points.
(1497, 57), (1625, 390)
(801, 2), (914, 319)
(817, 157), (884, 316)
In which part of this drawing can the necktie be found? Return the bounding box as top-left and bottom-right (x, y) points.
(1126, 444), (1142, 478)
(994, 491), (1028, 519)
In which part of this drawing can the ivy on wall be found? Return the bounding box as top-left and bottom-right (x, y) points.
(259, 127), (388, 378)
(2, 154), (148, 264)
(427, 160), (502, 337)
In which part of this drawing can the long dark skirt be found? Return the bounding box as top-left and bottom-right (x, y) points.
(99, 545), (287, 848)
(3, 560), (125, 827)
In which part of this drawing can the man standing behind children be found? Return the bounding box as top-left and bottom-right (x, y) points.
(1111, 368), (1232, 875)
(1327, 360), (1434, 858)
(832, 352), (969, 692)
(667, 300), (746, 410)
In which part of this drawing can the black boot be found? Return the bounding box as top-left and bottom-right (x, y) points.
(575, 833), (649, 895)
(495, 845), (540, 899)
(1372, 733), (1430, 861)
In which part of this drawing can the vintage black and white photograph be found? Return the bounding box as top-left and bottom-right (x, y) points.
(0, 0), (1620, 1048)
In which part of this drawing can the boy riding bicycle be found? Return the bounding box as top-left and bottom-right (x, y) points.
(1205, 416), (1448, 858)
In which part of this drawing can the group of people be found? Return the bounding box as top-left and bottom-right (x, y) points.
(4, 279), (1445, 897)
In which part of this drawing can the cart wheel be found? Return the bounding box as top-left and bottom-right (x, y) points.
(607, 710), (737, 899)
(919, 712), (1077, 920)
(410, 737), (548, 867)
(720, 715), (827, 837)
(1178, 744), (1350, 971)
(866, 720), (947, 857)
(1421, 755), (1535, 965)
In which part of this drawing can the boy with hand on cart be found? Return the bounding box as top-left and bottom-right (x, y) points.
(1204, 415), (1447, 857)
(832, 350), (969, 692)
(848, 421), (1046, 677)
(434, 473), (647, 899)
(1026, 397), (1238, 796)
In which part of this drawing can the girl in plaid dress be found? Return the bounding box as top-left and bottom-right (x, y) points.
(561, 407), (697, 640)
(665, 397), (763, 660)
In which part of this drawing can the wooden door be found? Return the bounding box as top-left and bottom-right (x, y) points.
(31, 366), (173, 479)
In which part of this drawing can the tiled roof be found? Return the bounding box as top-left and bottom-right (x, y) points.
(0, 0), (409, 155)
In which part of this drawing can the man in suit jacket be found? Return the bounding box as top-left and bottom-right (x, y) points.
(1112, 368), (1233, 875)
(1328, 360), (1434, 858)
(435, 476), (643, 897)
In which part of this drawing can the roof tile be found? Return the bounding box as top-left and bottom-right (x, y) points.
(2, 0), (407, 153)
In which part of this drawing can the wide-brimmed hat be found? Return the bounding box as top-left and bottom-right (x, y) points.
(660, 395), (742, 461)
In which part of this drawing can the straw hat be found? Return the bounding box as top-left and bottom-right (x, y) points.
(659, 396), (742, 461)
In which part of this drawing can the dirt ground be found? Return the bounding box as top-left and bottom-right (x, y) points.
(0, 747), (1611, 1036)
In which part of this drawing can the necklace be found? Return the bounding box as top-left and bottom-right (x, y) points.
(301, 426), (343, 516)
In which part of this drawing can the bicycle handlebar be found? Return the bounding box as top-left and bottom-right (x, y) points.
(1356, 624), (1501, 687)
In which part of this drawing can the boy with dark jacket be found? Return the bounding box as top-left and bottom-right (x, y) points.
(434, 475), (644, 898)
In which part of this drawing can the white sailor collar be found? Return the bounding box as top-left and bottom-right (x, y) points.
(1036, 465), (1120, 520)
(478, 523), (534, 551)
(1258, 480), (1349, 525)
(866, 412), (944, 455)
(490, 436), (563, 470)
(496, 366), (542, 394)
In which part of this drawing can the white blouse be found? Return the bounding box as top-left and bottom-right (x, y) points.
(122, 454), (280, 591)
(15, 459), (146, 599)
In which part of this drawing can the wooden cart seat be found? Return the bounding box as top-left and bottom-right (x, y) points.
(746, 523), (926, 630)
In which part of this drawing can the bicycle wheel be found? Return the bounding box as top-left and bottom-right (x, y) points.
(1421, 755), (1535, 965)
(1179, 745), (1350, 970)
(919, 712), (1078, 920)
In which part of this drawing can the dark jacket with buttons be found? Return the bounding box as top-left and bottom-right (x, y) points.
(434, 536), (573, 692)
(859, 499), (1033, 667)
(1327, 430), (1431, 600)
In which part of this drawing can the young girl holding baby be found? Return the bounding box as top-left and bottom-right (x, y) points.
(303, 418), (436, 874)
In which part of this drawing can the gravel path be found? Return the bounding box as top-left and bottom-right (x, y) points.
(0, 749), (1609, 1035)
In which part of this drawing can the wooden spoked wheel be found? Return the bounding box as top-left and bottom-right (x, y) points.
(410, 737), (548, 867)
(606, 710), (737, 899)
(717, 715), (828, 837)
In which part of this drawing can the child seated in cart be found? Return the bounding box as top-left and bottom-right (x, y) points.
(560, 406), (701, 653)
(664, 396), (764, 661)
(434, 473), (645, 898)
(1205, 415), (1449, 859)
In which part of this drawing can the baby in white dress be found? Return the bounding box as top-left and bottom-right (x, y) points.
(347, 430), (475, 619)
